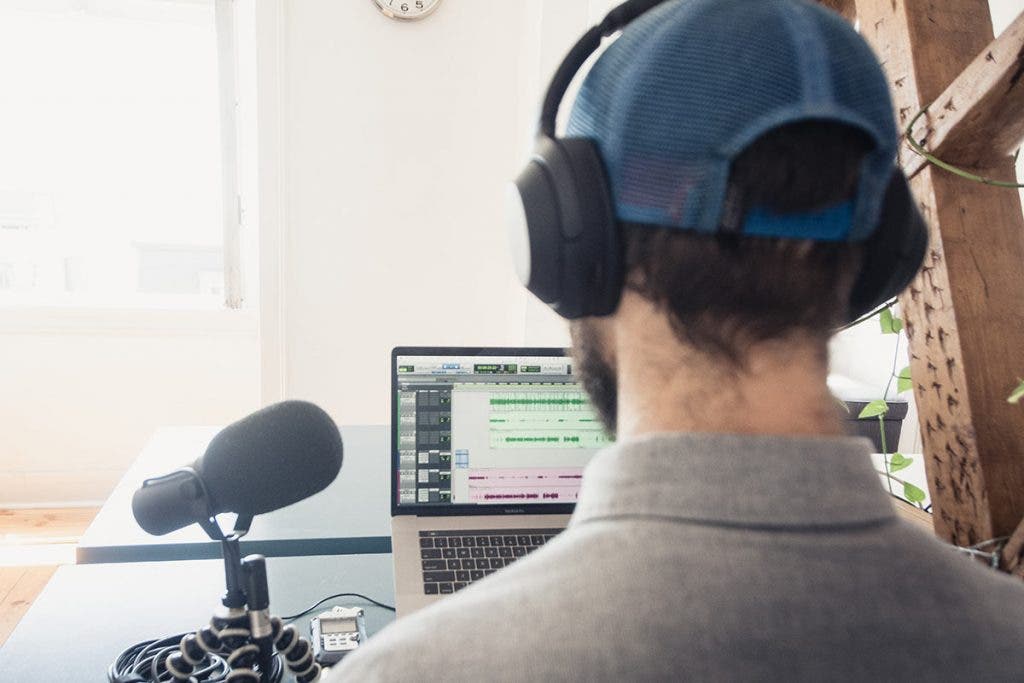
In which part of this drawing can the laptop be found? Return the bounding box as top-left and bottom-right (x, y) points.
(390, 346), (609, 616)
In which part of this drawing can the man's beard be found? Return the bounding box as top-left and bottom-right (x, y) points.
(569, 319), (618, 438)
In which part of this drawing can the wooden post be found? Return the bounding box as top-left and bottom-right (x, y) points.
(902, 11), (1024, 178)
(852, 0), (1024, 546)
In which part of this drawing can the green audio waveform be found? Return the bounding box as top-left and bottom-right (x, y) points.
(500, 435), (583, 444)
(488, 390), (607, 449)
(489, 398), (587, 406)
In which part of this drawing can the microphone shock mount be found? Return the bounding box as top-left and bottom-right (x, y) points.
(109, 472), (322, 683)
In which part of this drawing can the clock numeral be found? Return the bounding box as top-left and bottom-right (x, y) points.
(378, 0), (436, 19)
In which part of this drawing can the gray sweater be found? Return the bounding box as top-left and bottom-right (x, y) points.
(329, 432), (1024, 681)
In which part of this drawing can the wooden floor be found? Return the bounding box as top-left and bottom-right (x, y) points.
(0, 507), (98, 647)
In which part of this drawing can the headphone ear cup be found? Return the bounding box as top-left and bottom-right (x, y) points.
(848, 171), (929, 319)
(558, 138), (622, 318)
(510, 151), (565, 306)
(511, 137), (622, 319)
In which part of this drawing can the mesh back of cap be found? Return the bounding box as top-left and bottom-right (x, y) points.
(566, 0), (897, 240)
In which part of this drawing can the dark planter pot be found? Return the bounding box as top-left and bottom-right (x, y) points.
(843, 399), (910, 453)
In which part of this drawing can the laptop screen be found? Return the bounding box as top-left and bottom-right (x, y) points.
(391, 347), (609, 515)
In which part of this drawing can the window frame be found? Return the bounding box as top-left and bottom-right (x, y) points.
(0, 0), (250, 325)
(216, 0), (244, 310)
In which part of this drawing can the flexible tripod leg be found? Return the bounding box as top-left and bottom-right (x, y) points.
(270, 616), (322, 683)
(164, 608), (250, 681)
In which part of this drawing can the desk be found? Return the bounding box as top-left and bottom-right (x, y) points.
(78, 425), (393, 564)
(0, 554), (395, 680)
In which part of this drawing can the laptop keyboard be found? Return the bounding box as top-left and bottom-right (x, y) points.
(419, 528), (561, 595)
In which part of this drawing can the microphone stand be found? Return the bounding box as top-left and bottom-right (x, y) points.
(158, 470), (321, 683)
(243, 555), (277, 679)
(197, 511), (252, 612)
(137, 466), (252, 610)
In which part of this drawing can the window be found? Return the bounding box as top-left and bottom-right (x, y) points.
(0, 0), (241, 309)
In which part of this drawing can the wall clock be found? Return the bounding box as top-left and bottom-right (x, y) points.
(372, 0), (442, 21)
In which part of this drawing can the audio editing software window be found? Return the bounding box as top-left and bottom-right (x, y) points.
(395, 355), (609, 507)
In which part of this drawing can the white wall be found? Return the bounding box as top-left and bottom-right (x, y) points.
(264, 0), (590, 425)
(0, 311), (259, 506)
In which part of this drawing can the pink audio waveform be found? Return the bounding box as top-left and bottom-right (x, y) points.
(467, 467), (583, 503)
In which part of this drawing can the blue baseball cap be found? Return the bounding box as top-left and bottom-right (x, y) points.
(566, 0), (898, 242)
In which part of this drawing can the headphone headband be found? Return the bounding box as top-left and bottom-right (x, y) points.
(539, 0), (670, 137)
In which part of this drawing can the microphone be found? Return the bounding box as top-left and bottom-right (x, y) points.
(132, 400), (343, 536)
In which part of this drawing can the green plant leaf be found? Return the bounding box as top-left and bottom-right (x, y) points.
(1008, 379), (1024, 405)
(879, 307), (903, 334)
(858, 399), (889, 419)
(889, 452), (913, 472)
(896, 366), (913, 394)
(879, 307), (894, 333)
(903, 482), (927, 503)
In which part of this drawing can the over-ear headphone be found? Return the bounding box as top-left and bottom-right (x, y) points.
(508, 0), (928, 322)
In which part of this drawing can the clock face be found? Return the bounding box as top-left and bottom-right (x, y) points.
(373, 0), (442, 21)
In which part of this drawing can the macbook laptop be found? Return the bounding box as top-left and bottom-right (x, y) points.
(390, 346), (609, 616)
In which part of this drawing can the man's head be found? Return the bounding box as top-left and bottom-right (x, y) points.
(554, 0), (902, 435)
(571, 120), (871, 434)
(509, 0), (926, 436)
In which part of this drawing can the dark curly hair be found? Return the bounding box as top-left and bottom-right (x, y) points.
(622, 121), (872, 366)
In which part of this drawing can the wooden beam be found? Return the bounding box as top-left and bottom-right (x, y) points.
(855, 0), (1024, 546)
(904, 10), (1024, 177)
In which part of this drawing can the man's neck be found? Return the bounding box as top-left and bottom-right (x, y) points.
(612, 295), (843, 441)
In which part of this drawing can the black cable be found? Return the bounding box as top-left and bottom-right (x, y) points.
(109, 627), (287, 682)
(836, 298), (898, 332)
(108, 633), (229, 683)
(282, 592), (396, 622)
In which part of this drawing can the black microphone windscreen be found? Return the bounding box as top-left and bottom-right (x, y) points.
(195, 400), (343, 517)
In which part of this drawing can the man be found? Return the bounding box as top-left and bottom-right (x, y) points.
(331, 0), (1024, 679)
